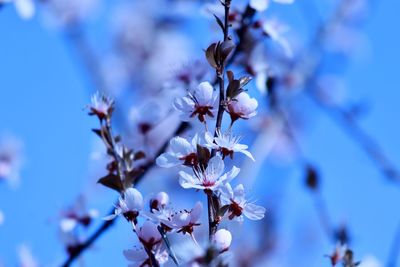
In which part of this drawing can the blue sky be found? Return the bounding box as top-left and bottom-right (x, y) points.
(0, 0), (399, 266)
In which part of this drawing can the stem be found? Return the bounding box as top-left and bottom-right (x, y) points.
(158, 226), (180, 266)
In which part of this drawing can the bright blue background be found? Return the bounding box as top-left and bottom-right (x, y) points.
(0, 0), (399, 266)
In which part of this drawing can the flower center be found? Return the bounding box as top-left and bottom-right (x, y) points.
(191, 105), (214, 122)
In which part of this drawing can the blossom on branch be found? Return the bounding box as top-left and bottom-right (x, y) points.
(174, 82), (218, 123)
(227, 92), (258, 122)
(212, 229), (232, 253)
(220, 183), (266, 221)
(88, 92), (114, 121)
(179, 156), (240, 191)
(104, 188), (143, 222)
(205, 131), (255, 161)
(156, 135), (200, 168)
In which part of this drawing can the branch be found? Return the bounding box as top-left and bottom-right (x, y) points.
(60, 122), (189, 267)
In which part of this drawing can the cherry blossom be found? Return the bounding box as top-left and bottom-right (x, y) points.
(88, 92), (114, 121)
(249, 0), (294, 12)
(150, 191), (170, 211)
(156, 134), (200, 168)
(212, 229), (232, 253)
(205, 131), (255, 161)
(178, 156), (240, 191)
(104, 188), (143, 222)
(227, 92), (258, 122)
(136, 221), (162, 250)
(174, 82), (218, 123)
(165, 202), (203, 235)
(220, 183), (265, 221)
(123, 247), (168, 267)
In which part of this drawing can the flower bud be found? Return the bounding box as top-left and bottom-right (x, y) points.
(212, 229), (232, 252)
(150, 192), (169, 211)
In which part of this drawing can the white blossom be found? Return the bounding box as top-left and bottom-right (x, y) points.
(179, 156), (240, 191)
(205, 131), (255, 161)
(227, 92), (258, 121)
(220, 183), (265, 221)
(212, 229), (232, 252)
(136, 221), (162, 249)
(359, 255), (382, 267)
(174, 82), (218, 123)
(123, 247), (168, 267)
(165, 202), (202, 235)
(17, 245), (38, 267)
(249, 0), (294, 12)
(156, 135), (199, 168)
(104, 188), (143, 222)
(88, 92), (114, 120)
(150, 192), (170, 210)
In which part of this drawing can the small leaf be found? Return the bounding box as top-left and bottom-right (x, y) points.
(134, 151), (146, 161)
(218, 205), (230, 217)
(205, 43), (218, 68)
(98, 174), (123, 193)
(123, 168), (144, 188)
(239, 76), (252, 88)
(196, 144), (211, 169)
(92, 128), (102, 138)
(219, 40), (236, 63)
(226, 79), (242, 100)
(213, 14), (225, 32)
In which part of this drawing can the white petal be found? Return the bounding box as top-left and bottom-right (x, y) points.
(170, 136), (193, 155)
(15, 0), (34, 19)
(239, 149), (255, 161)
(225, 166), (240, 181)
(243, 203), (266, 220)
(123, 249), (147, 262)
(250, 0), (269, 11)
(207, 156), (225, 178)
(195, 82), (214, 105)
(190, 202), (203, 223)
(212, 229), (232, 251)
(124, 188), (144, 211)
(156, 153), (181, 168)
(60, 218), (77, 232)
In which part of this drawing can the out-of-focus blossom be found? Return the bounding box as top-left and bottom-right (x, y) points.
(136, 221), (162, 250)
(129, 101), (163, 136)
(43, 0), (98, 26)
(0, 0), (34, 19)
(212, 229), (232, 252)
(179, 156), (240, 191)
(60, 208), (98, 233)
(249, 0), (294, 12)
(156, 135), (199, 168)
(205, 131), (255, 161)
(0, 210), (4, 225)
(174, 82), (218, 123)
(104, 188), (143, 222)
(227, 92), (258, 121)
(358, 255), (382, 267)
(18, 244), (38, 267)
(262, 18), (292, 57)
(326, 243), (347, 266)
(220, 183), (265, 221)
(0, 135), (23, 188)
(165, 202), (202, 235)
(123, 247), (168, 267)
(150, 192), (169, 211)
(88, 92), (114, 121)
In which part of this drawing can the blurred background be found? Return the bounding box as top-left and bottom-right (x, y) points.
(0, 0), (399, 266)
